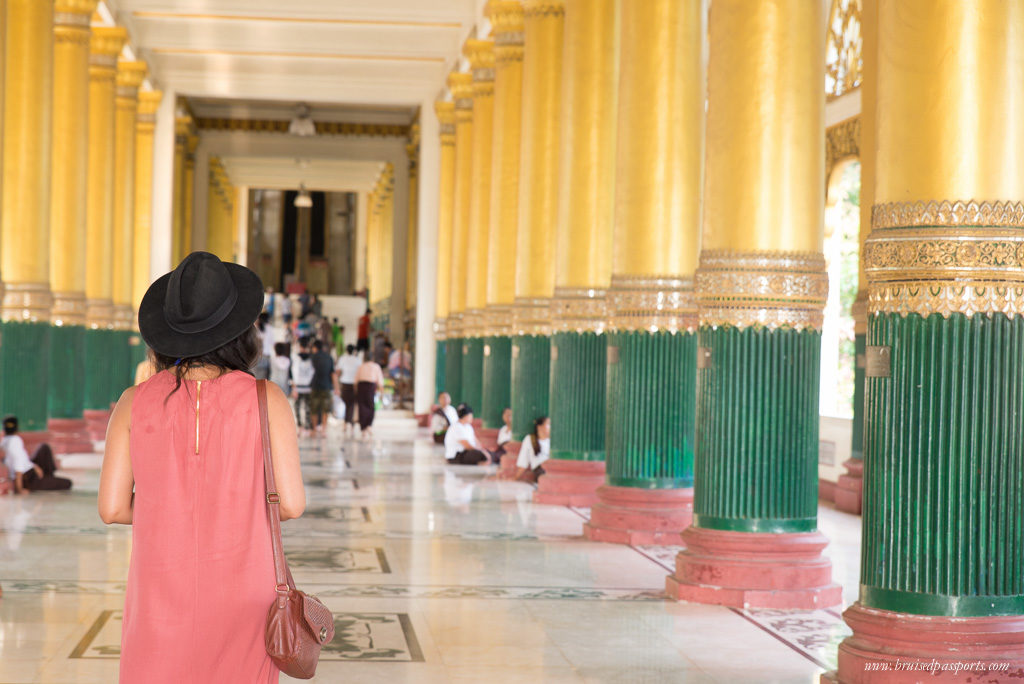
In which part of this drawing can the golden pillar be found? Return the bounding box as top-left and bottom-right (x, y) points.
(447, 71), (474, 337)
(182, 131), (198, 258)
(0, 0), (54, 432)
(1, 0), (55, 320)
(133, 90), (162, 311)
(381, 163), (394, 306)
(670, 0), (837, 608)
(84, 27), (126, 327)
(112, 61), (147, 330)
(509, 0), (563, 436)
(479, 0), (524, 429)
(206, 158), (234, 262)
(541, 0), (617, 497)
(433, 101), (456, 396)
(50, 0), (98, 327)
(405, 123), (419, 317)
(171, 115), (189, 263)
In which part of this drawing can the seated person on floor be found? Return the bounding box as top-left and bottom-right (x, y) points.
(444, 404), (491, 466)
(515, 416), (551, 483)
(1, 416), (72, 493)
(495, 407), (513, 456)
(431, 392), (458, 445)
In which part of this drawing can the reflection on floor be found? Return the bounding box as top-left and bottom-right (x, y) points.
(0, 411), (862, 683)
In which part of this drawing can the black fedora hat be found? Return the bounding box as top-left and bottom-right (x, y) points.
(139, 251), (264, 358)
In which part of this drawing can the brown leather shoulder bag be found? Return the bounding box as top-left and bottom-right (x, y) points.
(257, 380), (335, 679)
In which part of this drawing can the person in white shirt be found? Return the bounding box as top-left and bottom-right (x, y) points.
(1, 416), (71, 493)
(444, 404), (490, 466)
(335, 345), (363, 435)
(516, 416), (551, 483)
(430, 392), (459, 444)
(495, 407), (513, 455)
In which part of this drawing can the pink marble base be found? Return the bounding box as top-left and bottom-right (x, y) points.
(834, 459), (863, 515)
(83, 409), (112, 442)
(582, 485), (693, 545)
(533, 459), (605, 507)
(19, 431), (51, 456)
(823, 603), (1024, 682)
(478, 427), (499, 452)
(667, 526), (842, 609)
(47, 418), (95, 454)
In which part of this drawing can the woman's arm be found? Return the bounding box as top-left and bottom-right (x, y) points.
(99, 387), (136, 524)
(265, 382), (306, 520)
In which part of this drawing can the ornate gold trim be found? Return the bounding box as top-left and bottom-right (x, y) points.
(446, 312), (464, 339)
(481, 305), (514, 337)
(512, 298), (551, 336)
(551, 288), (607, 334)
(851, 290), (868, 334)
(193, 117), (411, 138)
(606, 275), (696, 333)
(460, 309), (487, 338)
(872, 200), (1024, 230)
(524, 0), (565, 18)
(51, 291), (88, 327)
(696, 250), (828, 330)
(825, 116), (859, 181)
(112, 305), (135, 331)
(1, 283), (52, 323)
(434, 317), (448, 341)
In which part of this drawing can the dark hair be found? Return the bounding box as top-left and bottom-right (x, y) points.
(346, 344), (355, 354)
(151, 326), (261, 397)
(457, 403), (473, 419)
(298, 335), (311, 349)
(274, 342), (289, 357)
(365, 308), (372, 315)
(257, 312), (269, 331)
(313, 340), (325, 352)
(3, 415), (18, 435)
(531, 415), (549, 436)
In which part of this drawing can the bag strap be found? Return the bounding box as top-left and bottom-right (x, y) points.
(257, 380), (293, 605)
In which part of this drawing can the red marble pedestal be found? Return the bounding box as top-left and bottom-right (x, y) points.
(582, 485), (693, 545)
(19, 431), (51, 456)
(667, 526), (842, 609)
(822, 603), (1024, 682)
(83, 409), (112, 442)
(533, 459), (606, 507)
(834, 459), (863, 515)
(47, 418), (96, 454)
(498, 441), (520, 478)
(478, 427), (499, 452)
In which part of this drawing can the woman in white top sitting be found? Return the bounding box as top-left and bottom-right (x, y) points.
(515, 416), (550, 483)
(495, 407), (513, 456)
(444, 404), (491, 466)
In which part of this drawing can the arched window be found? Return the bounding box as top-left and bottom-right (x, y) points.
(826, 0), (862, 100)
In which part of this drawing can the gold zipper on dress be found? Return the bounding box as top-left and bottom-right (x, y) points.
(195, 380), (202, 455)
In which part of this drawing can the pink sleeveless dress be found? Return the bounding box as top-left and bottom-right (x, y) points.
(121, 370), (278, 683)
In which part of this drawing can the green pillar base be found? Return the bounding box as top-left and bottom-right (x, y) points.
(851, 332), (866, 460)
(0, 320), (52, 432)
(605, 330), (695, 489)
(693, 326), (820, 533)
(109, 330), (133, 403)
(481, 335), (511, 430)
(510, 335), (550, 440)
(460, 337), (484, 412)
(84, 328), (114, 411)
(444, 337), (462, 403)
(550, 331), (606, 462)
(434, 339), (447, 399)
(47, 324), (86, 420)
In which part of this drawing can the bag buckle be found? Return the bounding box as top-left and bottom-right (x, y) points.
(275, 583), (290, 595)
(267, 492), (280, 504)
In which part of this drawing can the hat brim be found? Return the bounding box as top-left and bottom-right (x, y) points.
(138, 263), (265, 359)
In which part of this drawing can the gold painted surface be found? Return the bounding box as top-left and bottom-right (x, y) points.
(112, 61), (146, 309)
(51, 291), (87, 327)
(704, 0), (824, 252)
(551, 288), (607, 334)
(2, 284), (53, 323)
(50, 3), (95, 301)
(614, 0), (704, 276)
(696, 250), (829, 330)
(406, 123), (419, 311)
(85, 27), (126, 303)
(481, 304), (514, 337)
(1, 0), (54, 298)
(854, 0), (877, 333)
(434, 101), (456, 321)
(133, 90), (162, 311)
(876, 0), (1024, 203)
(194, 118), (410, 137)
(825, 117), (860, 182)
(515, 1), (563, 300)
(826, 0), (863, 101)
(447, 311), (464, 339)
(465, 40), (495, 313)
(555, 0), (617, 291)
(512, 297), (552, 336)
(85, 298), (114, 329)
(112, 304), (133, 331)
(486, 0), (525, 308)
(606, 276), (696, 334)
(448, 71), (474, 315)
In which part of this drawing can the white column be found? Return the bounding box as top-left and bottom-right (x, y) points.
(150, 87), (176, 278)
(414, 99), (440, 415)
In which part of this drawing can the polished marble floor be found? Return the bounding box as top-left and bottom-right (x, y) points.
(0, 411), (863, 683)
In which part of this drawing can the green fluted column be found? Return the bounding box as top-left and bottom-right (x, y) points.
(693, 326), (819, 531)
(605, 329), (694, 486)
(109, 329), (133, 401)
(434, 337), (447, 398)
(851, 332), (866, 460)
(0, 322), (52, 432)
(460, 335), (484, 412)
(510, 334), (549, 440)
(549, 331), (606, 462)
(84, 328), (113, 410)
(444, 335), (462, 403)
(481, 334), (511, 429)
(129, 332), (147, 378)
(48, 324), (86, 419)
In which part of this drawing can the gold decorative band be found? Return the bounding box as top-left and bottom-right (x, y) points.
(86, 299), (114, 329)
(472, 68), (495, 83)
(495, 31), (525, 47)
(551, 288), (606, 334)
(850, 291), (868, 335)
(112, 305), (135, 331)
(440, 123), (455, 137)
(1, 283), (52, 323)
(89, 53), (117, 69)
(446, 312), (464, 339)
(524, 2), (565, 18)
(607, 275), (696, 333)
(117, 86), (139, 100)
(482, 305), (514, 337)
(461, 309), (486, 338)
(455, 98), (473, 110)
(696, 250), (828, 331)
(512, 297), (551, 337)
(137, 113), (156, 125)
(865, 215), (1024, 317)
(872, 200), (1024, 230)
(434, 317), (448, 341)
(54, 11), (91, 28)
(52, 291), (88, 327)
